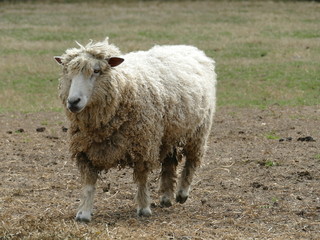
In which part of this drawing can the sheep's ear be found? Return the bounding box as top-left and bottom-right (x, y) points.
(107, 57), (124, 67)
(54, 56), (64, 65)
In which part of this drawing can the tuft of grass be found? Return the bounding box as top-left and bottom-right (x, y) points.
(41, 121), (49, 126)
(315, 154), (320, 161)
(265, 132), (280, 140)
(258, 159), (280, 168)
(264, 160), (279, 167)
(261, 197), (279, 209)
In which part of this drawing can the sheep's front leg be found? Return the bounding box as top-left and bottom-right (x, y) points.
(134, 168), (152, 217)
(76, 183), (97, 222)
(75, 153), (98, 222)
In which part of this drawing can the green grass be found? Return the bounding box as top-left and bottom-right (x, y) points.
(264, 160), (279, 167)
(258, 159), (280, 168)
(265, 132), (280, 140)
(266, 135), (280, 141)
(315, 154), (320, 161)
(0, 0), (319, 112)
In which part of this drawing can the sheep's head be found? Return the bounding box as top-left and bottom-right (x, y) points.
(55, 38), (124, 113)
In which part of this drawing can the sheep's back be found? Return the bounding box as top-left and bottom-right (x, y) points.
(120, 45), (216, 144)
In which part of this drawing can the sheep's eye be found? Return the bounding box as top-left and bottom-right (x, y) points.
(93, 69), (101, 74)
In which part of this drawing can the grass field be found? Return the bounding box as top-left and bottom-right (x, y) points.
(0, 0), (319, 112)
(1, 1), (320, 239)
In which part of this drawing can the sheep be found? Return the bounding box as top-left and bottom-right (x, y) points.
(54, 37), (217, 222)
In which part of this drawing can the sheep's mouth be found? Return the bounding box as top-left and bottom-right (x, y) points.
(67, 105), (83, 113)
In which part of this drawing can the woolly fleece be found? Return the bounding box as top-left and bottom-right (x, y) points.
(58, 39), (217, 177)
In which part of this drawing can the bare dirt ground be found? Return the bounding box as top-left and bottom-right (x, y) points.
(1, 106), (319, 240)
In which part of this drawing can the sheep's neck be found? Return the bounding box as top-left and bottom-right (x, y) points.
(68, 96), (133, 140)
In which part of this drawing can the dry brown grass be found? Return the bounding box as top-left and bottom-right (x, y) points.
(1, 107), (320, 239)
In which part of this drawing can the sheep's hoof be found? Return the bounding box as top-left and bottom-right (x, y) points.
(176, 190), (189, 204)
(75, 211), (92, 222)
(137, 207), (152, 217)
(160, 196), (173, 208)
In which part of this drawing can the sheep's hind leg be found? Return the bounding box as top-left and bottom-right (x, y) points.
(134, 168), (152, 217)
(159, 152), (178, 207)
(176, 142), (204, 204)
(176, 159), (196, 204)
(75, 153), (99, 222)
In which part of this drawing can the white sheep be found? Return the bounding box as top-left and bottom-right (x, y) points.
(54, 37), (216, 222)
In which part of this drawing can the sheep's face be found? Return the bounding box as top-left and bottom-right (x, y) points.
(55, 55), (124, 113)
(66, 60), (101, 113)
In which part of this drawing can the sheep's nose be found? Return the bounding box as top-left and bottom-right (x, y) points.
(68, 97), (81, 106)
(67, 97), (82, 113)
